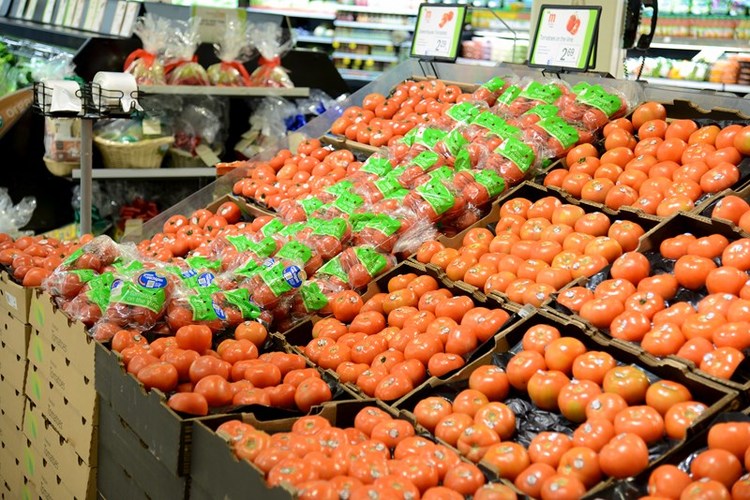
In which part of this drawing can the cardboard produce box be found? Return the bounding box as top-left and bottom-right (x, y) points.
(23, 399), (96, 500)
(0, 373), (24, 429)
(395, 309), (740, 498)
(0, 412), (25, 497)
(0, 271), (33, 324)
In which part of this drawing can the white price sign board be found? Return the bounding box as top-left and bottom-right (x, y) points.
(529, 5), (601, 72)
(410, 5), (466, 62)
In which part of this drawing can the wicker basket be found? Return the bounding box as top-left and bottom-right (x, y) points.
(168, 146), (222, 168)
(94, 136), (174, 169)
(43, 157), (78, 177)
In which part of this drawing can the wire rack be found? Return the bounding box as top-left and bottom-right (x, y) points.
(32, 81), (141, 118)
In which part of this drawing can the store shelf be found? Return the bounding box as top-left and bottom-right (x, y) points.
(0, 17), (115, 50)
(296, 34), (334, 44)
(470, 29), (530, 40)
(649, 37), (750, 52)
(139, 85), (311, 97)
(334, 5), (417, 16)
(456, 57), (500, 68)
(332, 52), (398, 63)
(246, 7), (336, 20)
(334, 20), (414, 31)
(334, 37), (398, 47)
(338, 68), (382, 81)
(71, 168), (217, 179)
(641, 77), (750, 93)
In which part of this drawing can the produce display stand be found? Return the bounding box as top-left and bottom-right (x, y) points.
(4, 56), (750, 499)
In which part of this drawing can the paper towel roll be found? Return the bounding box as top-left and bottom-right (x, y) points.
(92, 72), (142, 112)
(45, 79), (83, 114)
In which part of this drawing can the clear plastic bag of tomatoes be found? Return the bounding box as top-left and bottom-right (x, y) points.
(299, 217), (352, 262)
(492, 79), (568, 119)
(453, 168), (508, 207)
(43, 235), (122, 301)
(470, 76), (511, 106)
(479, 136), (540, 187)
(339, 245), (398, 289)
(395, 150), (448, 189)
(555, 81), (630, 131)
(522, 116), (582, 159)
(214, 234), (280, 273)
(241, 256), (306, 310)
(103, 263), (174, 332)
(290, 254), (351, 318)
(61, 270), (116, 328)
(402, 174), (464, 223)
(350, 212), (402, 254)
(310, 191), (366, 220)
(347, 151), (394, 185)
(505, 104), (560, 129)
(273, 239), (324, 276)
(386, 125), (449, 165)
(166, 288), (225, 333)
(277, 196), (325, 223)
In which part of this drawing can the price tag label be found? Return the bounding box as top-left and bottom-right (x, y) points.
(410, 5), (466, 62)
(529, 5), (601, 72)
(191, 5), (246, 44)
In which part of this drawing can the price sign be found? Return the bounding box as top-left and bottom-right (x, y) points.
(410, 5), (467, 62)
(529, 5), (601, 72)
(191, 5), (246, 44)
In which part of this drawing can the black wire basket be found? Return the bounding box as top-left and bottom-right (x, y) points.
(32, 81), (142, 118)
(32, 81), (85, 118)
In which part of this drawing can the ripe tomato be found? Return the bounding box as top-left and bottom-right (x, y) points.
(482, 442), (530, 481)
(665, 401), (708, 440)
(558, 380), (602, 423)
(613, 405), (665, 444)
(295, 378), (332, 412)
(680, 480), (731, 500)
(515, 463), (556, 498)
(442, 462), (486, 496)
(632, 102), (667, 129)
(598, 433), (649, 479)
(572, 351), (616, 385)
(528, 370), (570, 411)
(648, 465), (692, 499)
(527, 432), (573, 468)
(708, 422), (750, 460)
(572, 418), (615, 452)
(543, 337), (586, 375)
(645, 380), (692, 416)
(507, 351), (547, 391)
(558, 446), (601, 488)
(602, 366), (649, 405)
(474, 402), (516, 440)
(469, 365), (510, 402)
(691, 449), (743, 488)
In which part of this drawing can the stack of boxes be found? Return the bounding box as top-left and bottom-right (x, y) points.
(19, 289), (98, 499)
(0, 272), (31, 498)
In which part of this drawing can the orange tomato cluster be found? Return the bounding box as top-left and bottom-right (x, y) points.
(412, 322), (708, 499)
(0, 233), (92, 287)
(112, 322), (333, 416)
(646, 421), (750, 499)
(232, 138), (359, 211)
(563, 232), (750, 380)
(712, 193), (750, 233)
(330, 80), (469, 147)
(415, 195), (647, 306)
(545, 101), (748, 217)
(303, 272), (510, 401)
(217, 406), (511, 499)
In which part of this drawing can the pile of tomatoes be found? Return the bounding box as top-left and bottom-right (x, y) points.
(643, 420), (750, 499)
(0, 233), (91, 287)
(110, 321), (334, 416)
(560, 227), (750, 381)
(299, 271), (511, 401)
(216, 405), (514, 499)
(415, 193), (648, 307)
(712, 193), (750, 233)
(408, 318), (711, 498)
(544, 101), (750, 217)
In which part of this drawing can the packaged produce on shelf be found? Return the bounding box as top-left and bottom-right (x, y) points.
(247, 23), (295, 88)
(0, 188), (36, 238)
(207, 18), (255, 87)
(123, 14), (171, 85)
(0, 39), (32, 97)
(164, 17), (210, 86)
(171, 97), (228, 158)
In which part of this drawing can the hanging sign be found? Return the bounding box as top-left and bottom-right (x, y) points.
(410, 4), (466, 62)
(529, 5), (601, 72)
